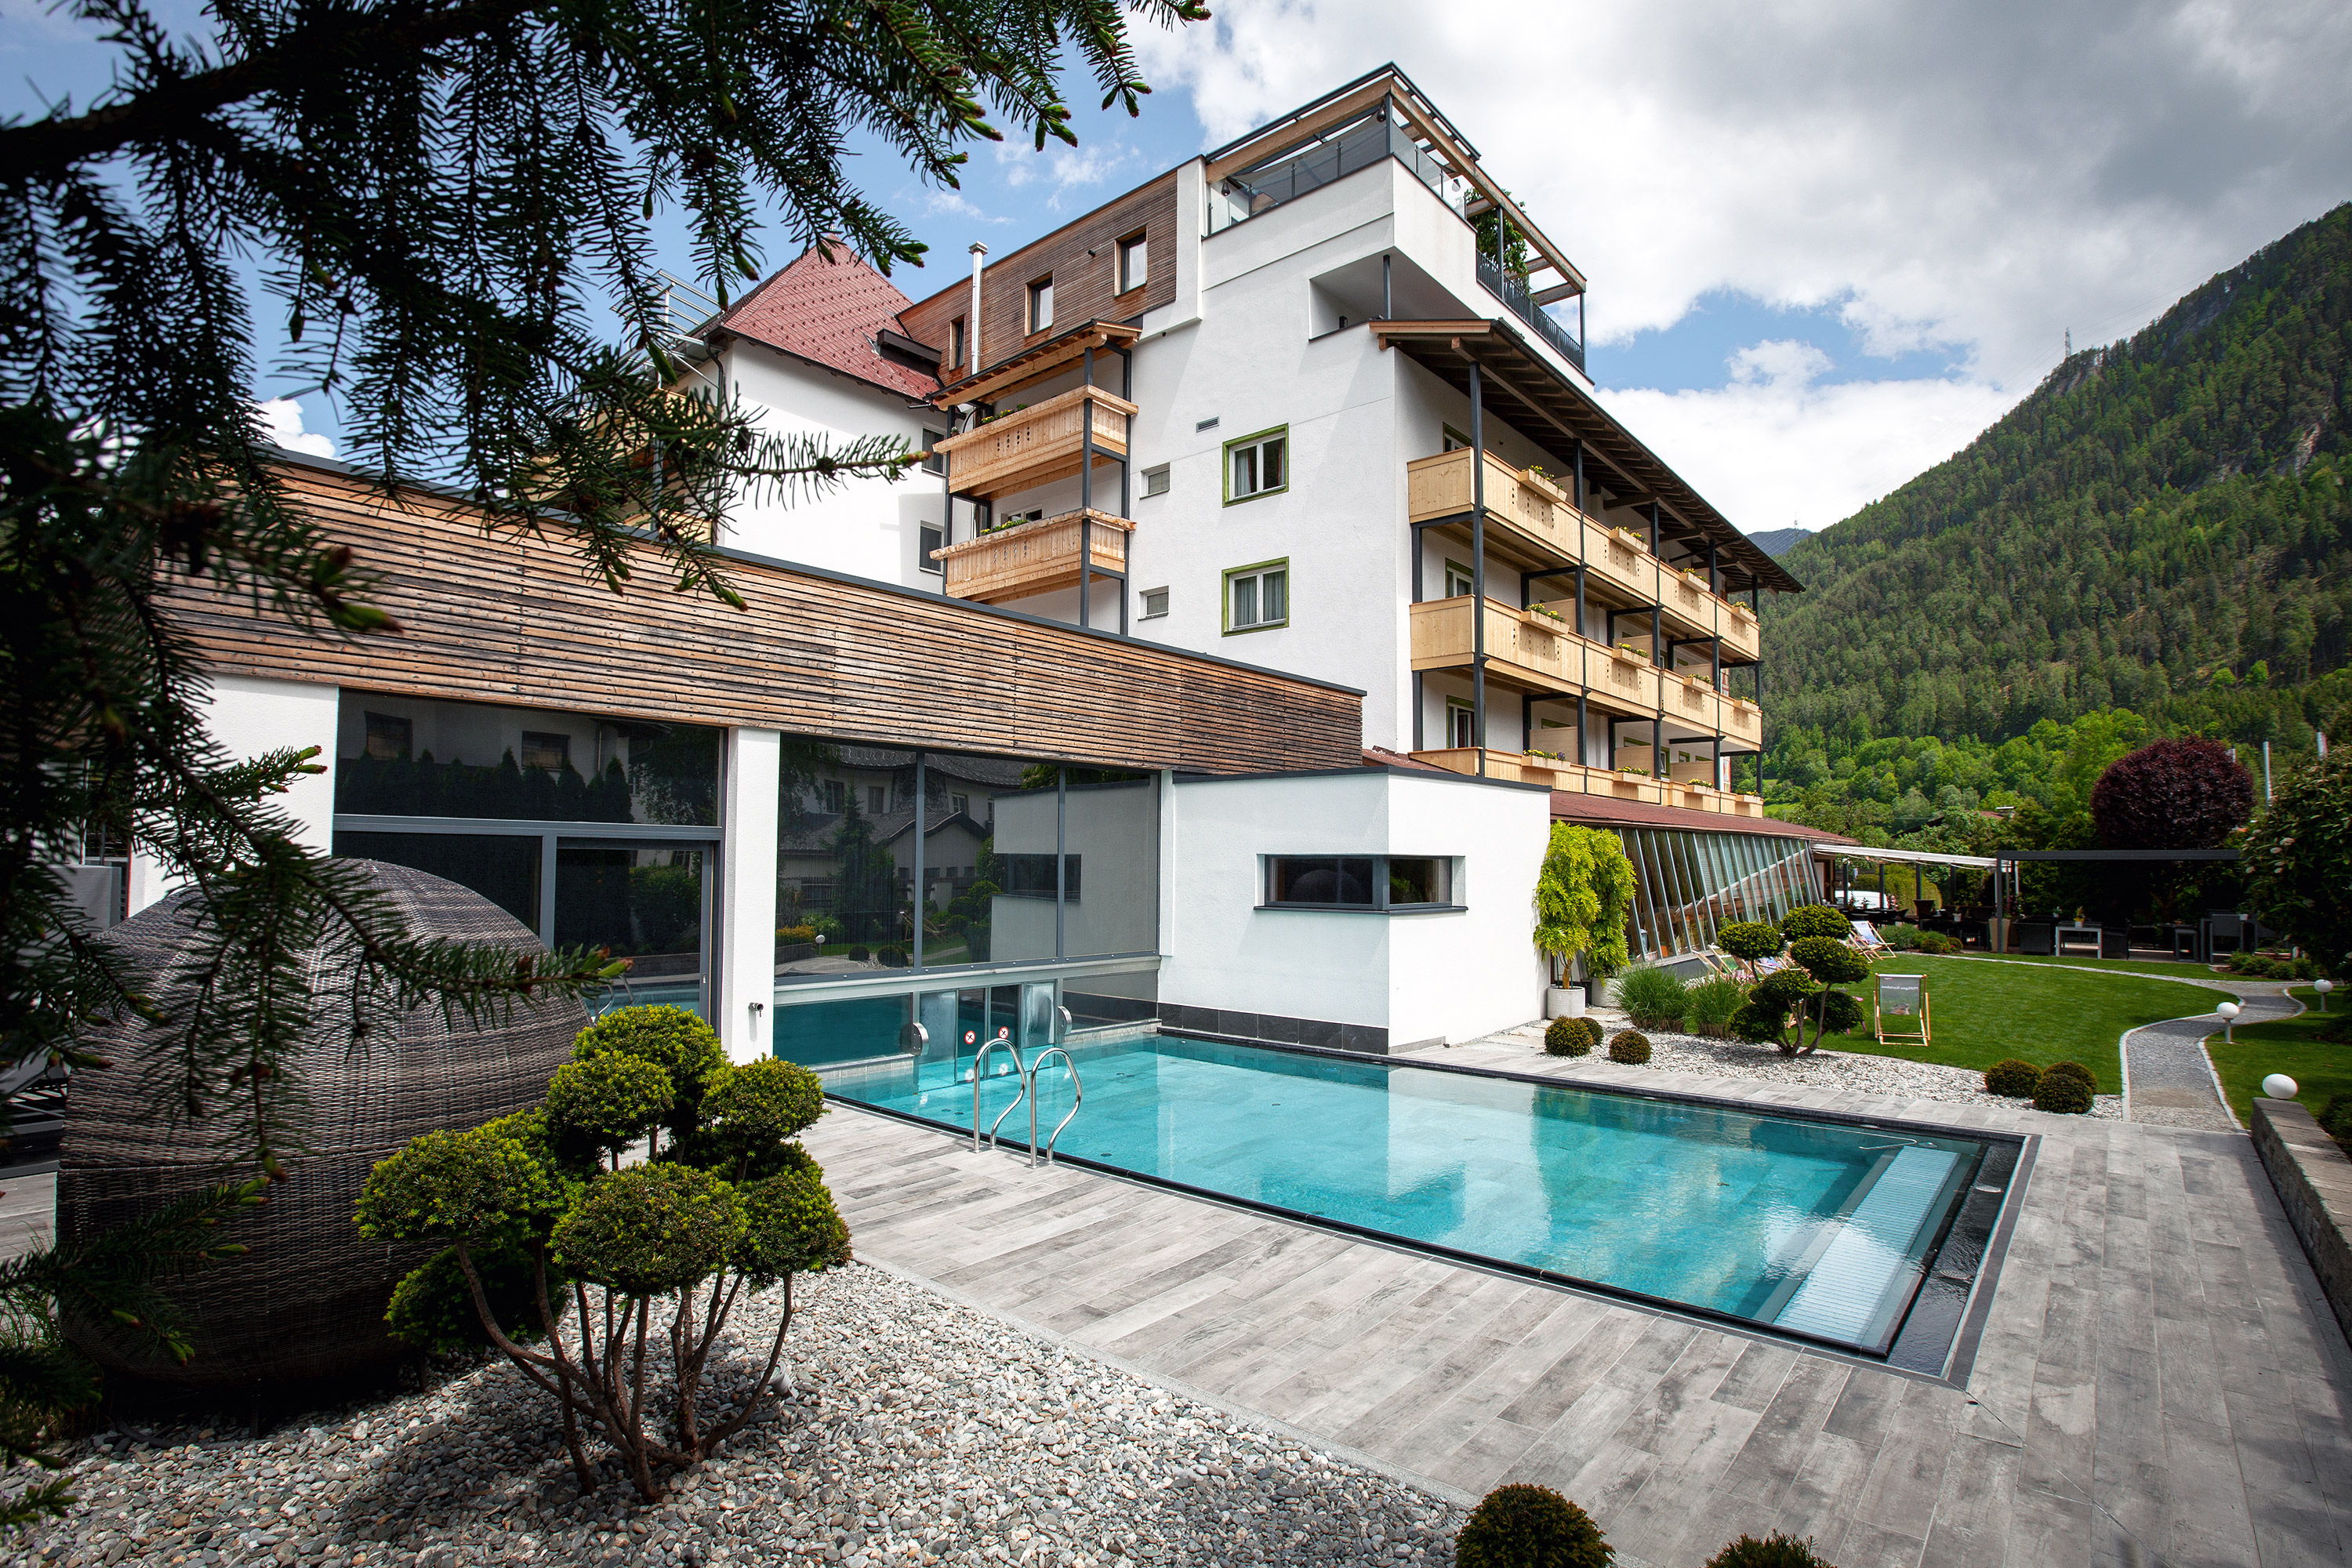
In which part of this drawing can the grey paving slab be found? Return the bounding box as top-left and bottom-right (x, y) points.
(790, 1058), (2352, 1567)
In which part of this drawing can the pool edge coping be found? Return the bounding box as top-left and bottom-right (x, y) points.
(818, 1035), (2040, 1388)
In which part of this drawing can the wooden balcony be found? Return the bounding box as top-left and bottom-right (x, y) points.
(1722, 694), (1763, 747)
(1406, 747), (1767, 818)
(1661, 670), (1719, 735)
(1409, 596), (1661, 711)
(932, 384), (1135, 502)
(1406, 448), (1581, 562)
(931, 507), (1132, 604)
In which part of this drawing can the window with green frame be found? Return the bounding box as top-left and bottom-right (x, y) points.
(1223, 425), (1288, 503)
(1223, 558), (1289, 634)
(1443, 557), (1475, 598)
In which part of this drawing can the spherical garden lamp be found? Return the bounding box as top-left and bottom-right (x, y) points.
(2216, 1000), (2241, 1044)
(2316, 978), (2333, 1013)
(2262, 1073), (2299, 1100)
(58, 861), (588, 1391)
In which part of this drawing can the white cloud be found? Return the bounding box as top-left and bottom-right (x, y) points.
(1605, 349), (2013, 533)
(1131, 0), (2352, 527)
(993, 140), (1138, 210)
(255, 397), (335, 458)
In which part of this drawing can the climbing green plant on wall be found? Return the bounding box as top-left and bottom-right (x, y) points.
(1533, 824), (1636, 985)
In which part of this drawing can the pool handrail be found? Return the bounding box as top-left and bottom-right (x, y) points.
(1025, 1047), (1083, 1168)
(971, 1028), (1027, 1152)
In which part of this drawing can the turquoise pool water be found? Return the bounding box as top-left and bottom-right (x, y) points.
(818, 1034), (1991, 1356)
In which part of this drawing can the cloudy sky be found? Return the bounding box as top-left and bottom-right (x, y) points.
(9, 0), (2350, 534)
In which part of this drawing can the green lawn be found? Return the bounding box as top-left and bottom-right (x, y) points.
(2205, 989), (2352, 1126)
(1944, 953), (2247, 984)
(1802, 954), (2223, 1088)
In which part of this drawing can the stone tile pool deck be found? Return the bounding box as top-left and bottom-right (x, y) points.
(805, 1044), (2352, 1568)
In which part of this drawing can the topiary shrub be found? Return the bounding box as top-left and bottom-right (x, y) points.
(2042, 1060), (2099, 1093)
(1545, 1016), (1602, 1057)
(1916, 931), (1961, 956)
(1613, 964), (1688, 1029)
(358, 1008), (849, 1503)
(2032, 1073), (2095, 1114)
(1455, 1484), (1613, 1568)
(1607, 1030), (1652, 1065)
(1685, 976), (1748, 1037)
(1780, 904), (1852, 942)
(1704, 1532), (1835, 1567)
(848, 943), (871, 961)
(1984, 1059), (2044, 1098)
(1717, 920), (1783, 964)
(386, 1242), (570, 1355)
(573, 1004), (725, 1143)
(1882, 924), (1923, 950)
(1786, 937), (1869, 1052)
(1735, 968), (1815, 1052)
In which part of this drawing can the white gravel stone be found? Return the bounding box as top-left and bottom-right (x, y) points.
(13, 1265), (1468, 1568)
(1476, 1014), (2126, 1120)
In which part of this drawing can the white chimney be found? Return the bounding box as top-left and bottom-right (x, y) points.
(967, 242), (987, 379)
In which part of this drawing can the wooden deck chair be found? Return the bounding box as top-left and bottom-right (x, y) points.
(1694, 949), (1743, 980)
(1849, 920), (1896, 963)
(1873, 972), (1930, 1047)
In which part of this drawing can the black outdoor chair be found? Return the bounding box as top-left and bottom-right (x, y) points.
(2101, 927), (2129, 959)
(2016, 922), (2056, 955)
(2203, 913), (2247, 956)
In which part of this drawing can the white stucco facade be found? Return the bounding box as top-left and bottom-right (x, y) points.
(1159, 767), (1551, 1050)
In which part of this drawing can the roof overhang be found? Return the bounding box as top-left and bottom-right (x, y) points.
(1373, 318), (1805, 596)
(931, 320), (1142, 409)
(1813, 844), (2000, 869)
(1202, 63), (1584, 298)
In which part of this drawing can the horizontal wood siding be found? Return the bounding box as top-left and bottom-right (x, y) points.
(900, 172), (1178, 380)
(172, 466), (1359, 773)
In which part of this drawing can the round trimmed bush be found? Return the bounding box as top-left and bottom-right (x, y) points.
(1788, 936), (1868, 986)
(1545, 1016), (1602, 1057)
(1717, 920), (1783, 964)
(1607, 1029), (1652, 1065)
(2032, 1072), (2095, 1115)
(1984, 1059), (2044, 1098)
(1780, 904), (1852, 942)
(1731, 1001), (1790, 1047)
(2043, 1061), (2099, 1093)
(1704, 1533), (1834, 1567)
(1814, 989), (1865, 1038)
(1455, 1484), (1613, 1568)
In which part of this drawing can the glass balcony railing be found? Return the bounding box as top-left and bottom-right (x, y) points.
(1210, 103), (1466, 234)
(1479, 255), (1586, 372)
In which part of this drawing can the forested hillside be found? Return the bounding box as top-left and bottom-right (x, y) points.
(1761, 203), (2352, 759)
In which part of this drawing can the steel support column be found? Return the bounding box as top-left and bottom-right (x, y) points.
(1470, 359), (1487, 773)
(1079, 346), (1095, 631)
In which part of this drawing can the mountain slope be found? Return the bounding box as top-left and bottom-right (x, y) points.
(1762, 204), (2352, 748)
(1745, 526), (1811, 560)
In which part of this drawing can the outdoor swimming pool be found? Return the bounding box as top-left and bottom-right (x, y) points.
(816, 1033), (2019, 1367)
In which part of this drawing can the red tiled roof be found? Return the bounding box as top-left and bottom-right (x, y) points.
(1549, 790), (1855, 844)
(715, 245), (942, 401)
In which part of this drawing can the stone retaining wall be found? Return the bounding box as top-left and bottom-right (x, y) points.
(2252, 1095), (2352, 1347)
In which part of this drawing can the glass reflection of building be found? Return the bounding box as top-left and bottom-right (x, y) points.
(1609, 827), (1816, 962)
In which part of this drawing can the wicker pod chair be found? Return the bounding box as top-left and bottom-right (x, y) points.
(58, 860), (586, 1389)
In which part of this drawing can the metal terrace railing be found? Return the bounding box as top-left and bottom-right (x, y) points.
(1479, 255), (1587, 372)
(1208, 102), (1466, 234)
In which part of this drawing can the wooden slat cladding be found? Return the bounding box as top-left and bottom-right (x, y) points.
(899, 172), (1177, 380)
(172, 465), (1361, 773)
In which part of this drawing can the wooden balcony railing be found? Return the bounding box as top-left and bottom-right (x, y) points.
(1722, 695), (1763, 747)
(932, 384), (1136, 502)
(1409, 596), (1662, 711)
(1406, 449), (1580, 561)
(931, 507), (1132, 604)
(1406, 747), (1766, 818)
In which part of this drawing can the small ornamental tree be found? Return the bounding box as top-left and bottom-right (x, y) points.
(1778, 905), (1852, 942)
(2242, 748), (2352, 974)
(356, 1008), (849, 1502)
(1716, 920), (1784, 966)
(1534, 824), (1637, 985)
(1786, 937), (1869, 1052)
(2092, 738), (2255, 850)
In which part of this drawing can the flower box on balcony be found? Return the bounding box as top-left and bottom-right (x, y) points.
(1610, 643), (1646, 664)
(1730, 602), (1759, 622)
(1521, 469), (1567, 505)
(1613, 527), (1647, 552)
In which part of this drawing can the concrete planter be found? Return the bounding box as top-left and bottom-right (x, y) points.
(1545, 985), (1586, 1019)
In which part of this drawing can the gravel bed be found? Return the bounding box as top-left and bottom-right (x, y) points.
(16, 1265), (1466, 1568)
(1477, 1015), (2127, 1120)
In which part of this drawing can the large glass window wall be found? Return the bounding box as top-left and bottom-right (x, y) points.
(330, 694), (722, 1017)
(1616, 829), (1818, 962)
(769, 750), (1160, 1073)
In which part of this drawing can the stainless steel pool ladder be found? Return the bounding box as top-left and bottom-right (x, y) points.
(1025, 1047), (1083, 1168)
(971, 1035), (1027, 1152)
